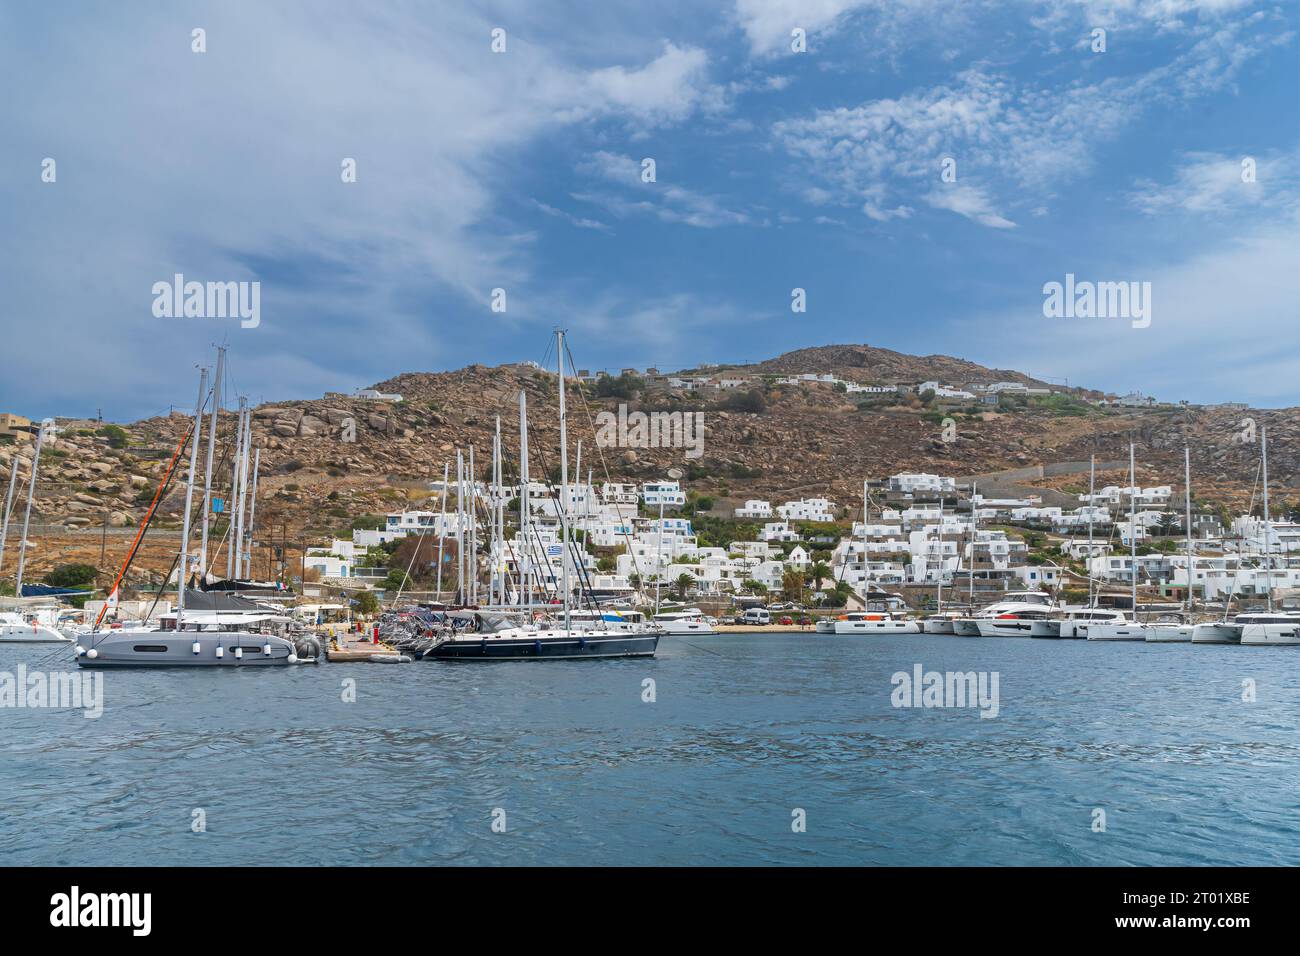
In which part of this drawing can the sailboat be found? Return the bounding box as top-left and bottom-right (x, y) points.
(1, 421), (73, 643)
(426, 330), (658, 660)
(921, 498), (957, 633)
(1236, 426), (1300, 646)
(1146, 447), (1196, 642)
(77, 357), (298, 667)
(1088, 443), (1145, 640)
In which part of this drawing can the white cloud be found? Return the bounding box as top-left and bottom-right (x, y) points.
(962, 215), (1300, 405)
(1128, 151), (1292, 216)
(774, 13), (1291, 227)
(574, 151), (752, 228)
(925, 185), (1016, 228)
(0, 6), (727, 416)
(576, 43), (726, 125)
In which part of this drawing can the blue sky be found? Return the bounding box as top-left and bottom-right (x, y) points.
(2, 0), (1297, 420)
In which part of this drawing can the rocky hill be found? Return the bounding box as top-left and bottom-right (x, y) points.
(2, 344), (1296, 583)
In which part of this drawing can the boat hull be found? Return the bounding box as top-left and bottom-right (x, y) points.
(77, 632), (297, 667)
(656, 621), (716, 636)
(1086, 623), (1147, 641)
(974, 620), (1037, 638)
(1144, 624), (1194, 643)
(951, 619), (982, 637)
(1029, 620), (1064, 638)
(429, 632), (659, 660)
(1191, 623), (1241, 644)
(0, 623), (71, 643)
(832, 620), (920, 635)
(1239, 624), (1300, 647)
(922, 619), (955, 634)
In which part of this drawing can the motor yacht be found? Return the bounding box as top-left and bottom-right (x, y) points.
(960, 592), (1060, 638)
(832, 611), (920, 635)
(1031, 607), (1129, 639)
(652, 608), (716, 635)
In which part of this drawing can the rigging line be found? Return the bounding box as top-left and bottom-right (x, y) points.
(560, 338), (649, 585)
(91, 417), (197, 638)
(143, 551), (182, 625)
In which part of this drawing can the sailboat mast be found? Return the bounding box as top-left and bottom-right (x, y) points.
(518, 391), (531, 612)
(226, 403), (244, 579)
(861, 479), (868, 603)
(473, 442), (483, 606)
(233, 403), (252, 580)
(936, 498), (943, 612)
(1087, 455), (1095, 608)
(492, 418), (500, 605)
(435, 461), (448, 601)
(244, 446), (261, 578)
(1261, 425), (1272, 613)
(14, 418), (52, 597)
(1129, 442), (1137, 622)
(969, 481), (977, 606)
(177, 367), (208, 626)
(455, 450), (464, 603)
(198, 345), (224, 581)
(0, 459), (18, 578)
(556, 329), (572, 631)
(1183, 446), (1192, 615)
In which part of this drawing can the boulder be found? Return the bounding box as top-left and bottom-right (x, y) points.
(273, 421), (298, 438)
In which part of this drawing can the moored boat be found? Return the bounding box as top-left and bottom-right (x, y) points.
(832, 611), (920, 635)
(1191, 621), (1242, 644)
(426, 612), (659, 660)
(1235, 612), (1300, 647)
(0, 609), (70, 643)
(652, 608), (716, 635)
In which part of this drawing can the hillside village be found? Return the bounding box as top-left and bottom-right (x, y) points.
(1, 344), (1296, 616)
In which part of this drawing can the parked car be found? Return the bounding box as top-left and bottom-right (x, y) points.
(778, 616), (794, 626)
(797, 616), (813, 626)
(742, 607), (772, 626)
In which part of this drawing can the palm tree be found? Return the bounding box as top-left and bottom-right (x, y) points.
(674, 572), (694, 601)
(809, 561), (832, 591)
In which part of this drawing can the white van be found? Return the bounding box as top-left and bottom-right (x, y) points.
(742, 607), (771, 626)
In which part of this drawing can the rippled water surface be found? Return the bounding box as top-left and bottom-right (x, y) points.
(2, 634), (1297, 865)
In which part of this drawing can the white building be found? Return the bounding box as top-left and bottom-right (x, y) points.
(734, 499), (772, 518)
(642, 481), (686, 507)
(887, 472), (957, 494)
(776, 498), (836, 522)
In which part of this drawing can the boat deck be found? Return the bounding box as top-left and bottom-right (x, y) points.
(327, 637), (406, 662)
